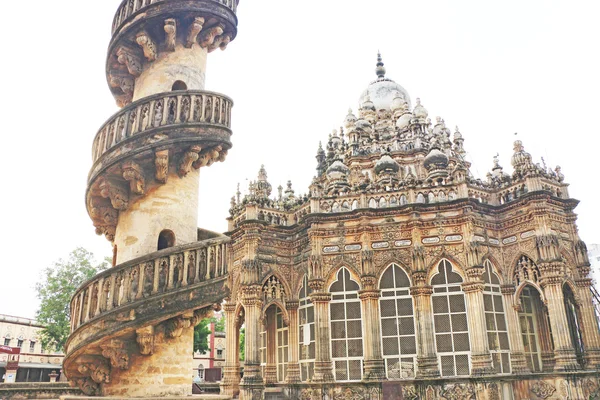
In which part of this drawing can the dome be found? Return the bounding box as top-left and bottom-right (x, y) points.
(413, 98), (428, 119)
(326, 159), (350, 180)
(358, 54), (411, 111)
(423, 148), (449, 170)
(355, 119), (372, 132)
(374, 154), (400, 175)
(396, 111), (413, 130)
(344, 108), (357, 128)
(390, 92), (407, 113)
(361, 94), (376, 111)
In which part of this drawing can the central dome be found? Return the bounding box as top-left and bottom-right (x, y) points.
(359, 54), (411, 111)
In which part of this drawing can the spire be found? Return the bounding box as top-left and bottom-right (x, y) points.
(376, 52), (386, 79)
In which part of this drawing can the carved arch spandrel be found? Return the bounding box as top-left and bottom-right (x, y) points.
(322, 254), (361, 289)
(325, 265), (362, 291)
(426, 254), (466, 283)
(481, 255), (508, 285)
(376, 261), (412, 286)
(507, 251), (538, 283)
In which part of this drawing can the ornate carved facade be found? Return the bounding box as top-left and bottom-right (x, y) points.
(222, 56), (600, 399)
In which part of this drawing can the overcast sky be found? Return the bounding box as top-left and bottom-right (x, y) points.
(2, 0), (599, 319)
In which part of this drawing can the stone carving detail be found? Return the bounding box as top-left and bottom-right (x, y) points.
(199, 24), (224, 48)
(136, 326), (155, 355)
(262, 275), (286, 303)
(116, 46), (142, 76)
(101, 340), (129, 370)
(122, 161), (145, 194)
(514, 255), (540, 285)
(300, 388), (318, 400)
(440, 383), (476, 400)
(402, 386), (419, 400)
(308, 255), (323, 280)
(99, 178), (129, 211)
(164, 316), (191, 338)
(72, 377), (100, 396)
(155, 150), (169, 183)
(164, 19), (176, 51)
(136, 31), (157, 61)
(109, 72), (134, 99)
(241, 259), (261, 285)
(425, 386), (436, 400)
(332, 387), (365, 400)
(179, 145), (201, 177)
(530, 380), (556, 399)
(187, 17), (205, 47)
(208, 34), (231, 52)
(77, 358), (111, 384)
(488, 383), (500, 400)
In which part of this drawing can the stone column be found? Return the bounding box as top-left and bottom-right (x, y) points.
(264, 308), (277, 385)
(359, 274), (386, 381)
(220, 302), (240, 397)
(309, 278), (334, 382)
(500, 284), (529, 373)
(462, 266), (493, 375)
(286, 300), (301, 384)
(239, 285), (264, 400)
(575, 278), (600, 368)
(411, 271), (440, 377)
(540, 270), (578, 370)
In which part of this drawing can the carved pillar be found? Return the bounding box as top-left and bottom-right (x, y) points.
(411, 270), (440, 377)
(309, 278), (334, 382)
(540, 268), (579, 370)
(264, 308), (277, 385)
(462, 265), (493, 375)
(220, 302), (240, 397)
(359, 273), (386, 381)
(286, 300), (301, 384)
(575, 278), (600, 368)
(500, 284), (528, 373)
(240, 281), (264, 400)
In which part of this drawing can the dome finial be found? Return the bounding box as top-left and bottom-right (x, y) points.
(376, 51), (386, 79)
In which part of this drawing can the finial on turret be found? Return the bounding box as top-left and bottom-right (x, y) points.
(376, 52), (386, 79)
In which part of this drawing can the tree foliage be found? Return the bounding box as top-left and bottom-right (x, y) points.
(35, 247), (109, 352)
(193, 319), (211, 353)
(239, 327), (245, 361)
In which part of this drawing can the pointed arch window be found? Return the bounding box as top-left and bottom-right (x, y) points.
(482, 260), (511, 374)
(298, 275), (315, 381)
(431, 260), (470, 377)
(563, 284), (585, 367)
(276, 307), (289, 381)
(329, 268), (363, 381)
(379, 264), (417, 379)
(518, 286), (547, 372)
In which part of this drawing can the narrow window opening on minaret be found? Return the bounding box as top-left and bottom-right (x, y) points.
(172, 80), (187, 91)
(158, 230), (176, 250)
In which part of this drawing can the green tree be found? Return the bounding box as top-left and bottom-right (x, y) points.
(35, 247), (109, 352)
(239, 327), (245, 361)
(193, 319), (211, 353)
(211, 315), (225, 332)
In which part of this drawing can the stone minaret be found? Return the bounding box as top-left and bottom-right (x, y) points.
(64, 0), (239, 397)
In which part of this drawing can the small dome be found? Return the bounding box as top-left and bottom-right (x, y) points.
(374, 154), (400, 175)
(413, 98), (428, 119)
(326, 159), (350, 180)
(361, 94), (376, 111)
(344, 108), (357, 128)
(390, 92), (406, 113)
(358, 54), (411, 111)
(511, 140), (532, 168)
(396, 111), (413, 130)
(355, 119), (372, 131)
(423, 148), (449, 170)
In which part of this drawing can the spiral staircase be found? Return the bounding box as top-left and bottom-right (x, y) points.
(63, 0), (239, 397)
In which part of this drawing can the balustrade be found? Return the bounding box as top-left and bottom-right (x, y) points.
(112, 0), (238, 36)
(70, 237), (229, 332)
(91, 90), (232, 163)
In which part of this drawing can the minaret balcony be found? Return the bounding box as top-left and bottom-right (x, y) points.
(64, 236), (230, 385)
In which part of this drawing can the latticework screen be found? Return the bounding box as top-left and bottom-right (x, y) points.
(379, 264), (416, 379)
(298, 275), (315, 382)
(276, 308), (289, 382)
(330, 268), (363, 381)
(519, 286), (543, 372)
(482, 260), (511, 374)
(431, 260), (471, 377)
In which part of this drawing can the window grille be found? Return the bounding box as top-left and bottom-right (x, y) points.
(329, 268), (363, 381)
(379, 264), (416, 379)
(482, 260), (511, 374)
(29, 341), (35, 353)
(431, 260), (471, 377)
(518, 286), (543, 372)
(298, 275), (315, 381)
(3, 338), (9, 346)
(276, 307), (289, 382)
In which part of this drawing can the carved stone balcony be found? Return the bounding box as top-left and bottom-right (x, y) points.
(86, 90), (232, 240)
(63, 237), (230, 394)
(107, 0), (239, 105)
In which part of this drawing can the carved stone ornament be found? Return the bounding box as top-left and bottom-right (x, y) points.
(99, 177), (129, 211)
(333, 387), (365, 400)
(402, 386), (419, 400)
(155, 149), (169, 183)
(300, 388), (318, 400)
(136, 326), (155, 356)
(187, 17), (205, 47)
(136, 31), (157, 61)
(101, 340), (129, 370)
(122, 161), (145, 194)
(116, 46), (142, 76)
(199, 24), (224, 48)
(179, 145), (201, 177)
(77, 358), (111, 384)
(440, 383), (476, 400)
(108, 71), (134, 95)
(530, 380), (556, 399)
(72, 377), (100, 396)
(208, 34), (231, 52)
(164, 316), (192, 338)
(164, 18), (177, 51)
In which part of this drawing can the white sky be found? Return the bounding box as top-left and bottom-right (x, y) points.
(2, 0), (599, 319)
